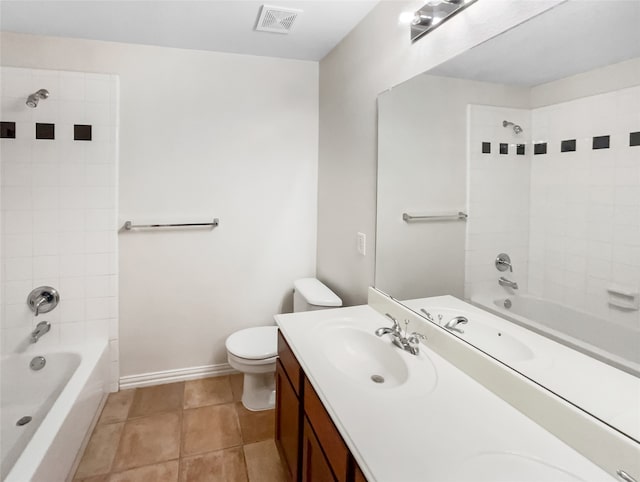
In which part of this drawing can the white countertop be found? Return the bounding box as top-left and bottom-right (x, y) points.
(276, 304), (616, 482)
(402, 295), (640, 443)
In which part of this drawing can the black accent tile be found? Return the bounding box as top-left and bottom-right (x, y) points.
(592, 135), (610, 150)
(0, 121), (16, 138)
(482, 142), (491, 154)
(561, 139), (576, 152)
(74, 124), (92, 141)
(35, 123), (55, 140)
(499, 143), (508, 155)
(630, 131), (640, 147)
(516, 144), (525, 155)
(534, 142), (547, 155)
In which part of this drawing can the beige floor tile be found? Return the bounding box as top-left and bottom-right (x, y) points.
(112, 411), (181, 471)
(182, 403), (242, 456)
(183, 376), (233, 409)
(230, 373), (243, 402)
(235, 402), (275, 444)
(99, 390), (135, 424)
(108, 460), (179, 482)
(179, 447), (248, 482)
(243, 440), (286, 482)
(74, 475), (110, 482)
(128, 382), (184, 419)
(74, 422), (124, 478)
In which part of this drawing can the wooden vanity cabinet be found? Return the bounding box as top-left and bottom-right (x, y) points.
(276, 330), (367, 482)
(276, 333), (302, 482)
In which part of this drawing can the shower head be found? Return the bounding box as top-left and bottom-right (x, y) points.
(26, 89), (49, 108)
(503, 120), (523, 134)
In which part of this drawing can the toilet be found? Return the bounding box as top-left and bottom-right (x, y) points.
(225, 278), (342, 411)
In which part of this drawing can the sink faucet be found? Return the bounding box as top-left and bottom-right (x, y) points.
(30, 321), (51, 343)
(444, 316), (468, 334)
(498, 277), (518, 290)
(375, 314), (426, 356)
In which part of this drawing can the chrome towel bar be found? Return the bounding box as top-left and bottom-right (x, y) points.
(402, 212), (468, 222)
(123, 218), (220, 230)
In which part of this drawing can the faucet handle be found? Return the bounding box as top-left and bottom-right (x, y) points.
(408, 332), (426, 344)
(384, 313), (401, 332)
(419, 308), (434, 322)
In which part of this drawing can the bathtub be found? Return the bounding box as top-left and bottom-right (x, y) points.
(1, 340), (109, 482)
(472, 294), (640, 378)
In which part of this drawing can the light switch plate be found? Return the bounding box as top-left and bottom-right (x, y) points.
(357, 232), (366, 256)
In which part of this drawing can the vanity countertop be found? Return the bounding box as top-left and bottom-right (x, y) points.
(275, 304), (616, 482)
(402, 295), (640, 443)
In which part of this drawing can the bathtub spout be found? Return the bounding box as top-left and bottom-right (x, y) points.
(498, 277), (518, 290)
(30, 321), (51, 343)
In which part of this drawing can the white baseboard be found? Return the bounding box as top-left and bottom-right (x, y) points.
(119, 363), (237, 390)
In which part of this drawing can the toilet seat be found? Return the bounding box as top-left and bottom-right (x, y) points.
(225, 326), (278, 360)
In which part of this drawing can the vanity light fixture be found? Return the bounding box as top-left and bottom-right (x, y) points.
(410, 0), (478, 42)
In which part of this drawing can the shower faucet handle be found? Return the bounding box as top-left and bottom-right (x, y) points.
(27, 286), (60, 316)
(495, 253), (513, 272)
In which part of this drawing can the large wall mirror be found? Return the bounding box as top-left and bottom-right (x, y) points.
(376, 0), (640, 443)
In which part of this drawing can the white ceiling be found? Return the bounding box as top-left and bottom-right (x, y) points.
(0, 0), (380, 61)
(428, 0), (640, 86)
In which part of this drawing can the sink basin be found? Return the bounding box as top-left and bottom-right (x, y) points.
(317, 323), (410, 388)
(462, 323), (534, 362)
(421, 308), (534, 362)
(443, 452), (587, 481)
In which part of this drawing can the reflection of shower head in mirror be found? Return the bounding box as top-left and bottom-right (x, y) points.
(503, 120), (523, 134)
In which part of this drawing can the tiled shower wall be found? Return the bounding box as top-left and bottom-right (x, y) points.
(528, 86), (640, 330)
(0, 66), (119, 389)
(466, 87), (640, 330)
(465, 105), (532, 299)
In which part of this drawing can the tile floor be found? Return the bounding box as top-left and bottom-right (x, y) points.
(73, 374), (286, 482)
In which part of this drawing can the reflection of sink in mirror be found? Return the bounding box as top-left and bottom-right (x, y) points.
(318, 323), (411, 388)
(423, 307), (534, 362)
(462, 323), (534, 362)
(442, 452), (588, 482)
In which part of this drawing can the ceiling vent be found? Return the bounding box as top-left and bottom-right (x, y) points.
(255, 5), (302, 34)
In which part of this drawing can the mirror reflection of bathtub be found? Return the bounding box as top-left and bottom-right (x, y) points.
(375, 0), (640, 444)
(472, 294), (640, 378)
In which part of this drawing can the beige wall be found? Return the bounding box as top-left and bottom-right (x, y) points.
(317, 0), (563, 305)
(1, 32), (319, 379)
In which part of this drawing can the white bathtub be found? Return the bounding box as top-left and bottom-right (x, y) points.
(472, 294), (640, 378)
(1, 341), (109, 482)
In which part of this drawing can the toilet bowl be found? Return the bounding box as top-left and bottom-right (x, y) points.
(225, 278), (341, 411)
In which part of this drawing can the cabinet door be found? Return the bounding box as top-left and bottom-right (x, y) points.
(276, 360), (300, 482)
(354, 465), (367, 482)
(302, 418), (336, 482)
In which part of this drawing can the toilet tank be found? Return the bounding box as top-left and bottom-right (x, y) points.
(293, 278), (342, 312)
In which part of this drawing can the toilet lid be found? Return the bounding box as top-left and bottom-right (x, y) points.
(225, 326), (278, 360)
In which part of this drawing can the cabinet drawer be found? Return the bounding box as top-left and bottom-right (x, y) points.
(278, 330), (302, 396)
(303, 378), (349, 482)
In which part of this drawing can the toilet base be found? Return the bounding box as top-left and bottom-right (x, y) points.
(241, 371), (276, 411)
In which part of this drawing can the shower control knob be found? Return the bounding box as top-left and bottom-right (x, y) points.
(27, 286), (60, 316)
(495, 253), (513, 272)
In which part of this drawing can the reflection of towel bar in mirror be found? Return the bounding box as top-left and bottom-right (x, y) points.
(123, 219), (220, 230)
(402, 212), (467, 222)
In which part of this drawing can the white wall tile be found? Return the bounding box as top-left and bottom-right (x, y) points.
(58, 254), (85, 277)
(33, 232), (59, 256)
(5, 257), (33, 281)
(60, 321), (85, 345)
(33, 255), (59, 278)
(59, 276), (86, 299)
(59, 298), (86, 323)
(2, 68), (115, 364)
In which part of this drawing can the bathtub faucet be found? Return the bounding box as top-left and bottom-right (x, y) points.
(30, 321), (51, 343)
(498, 277), (518, 290)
